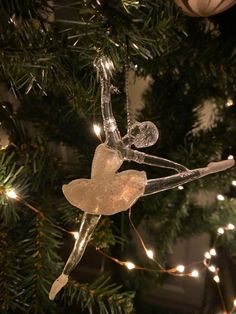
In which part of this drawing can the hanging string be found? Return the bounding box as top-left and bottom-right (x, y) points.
(125, 37), (135, 146)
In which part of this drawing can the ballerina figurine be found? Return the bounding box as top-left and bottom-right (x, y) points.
(49, 57), (234, 300)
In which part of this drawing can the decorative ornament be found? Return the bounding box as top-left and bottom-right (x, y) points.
(49, 57), (234, 300)
(174, 0), (236, 17)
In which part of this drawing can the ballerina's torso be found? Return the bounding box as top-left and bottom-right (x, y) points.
(62, 144), (147, 215)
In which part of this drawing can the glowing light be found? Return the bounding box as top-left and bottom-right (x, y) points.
(210, 248), (217, 256)
(93, 124), (101, 137)
(213, 275), (220, 283)
(6, 189), (17, 199)
(146, 249), (154, 260)
(208, 265), (216, 273)
(125, 262), (135, 270)
(232, 180), (236, 186)
(176, 265), (185, 273)
(72, 232), (79, 240)
(228, 155), (234, 160)
(191, 270), (199, 277)
(0, 144), (9, 151)
(217, 228), (224, 235)
(217, 194), (225, 201)
(233, 299), (236, 307)
(132, 43), (139, 50)
(104, 59), (114, 71)
(225, 99), (233, 107)
(204, 252), (211, 259)
(178, 185), (184, 190)
(227, 223), (235, 230)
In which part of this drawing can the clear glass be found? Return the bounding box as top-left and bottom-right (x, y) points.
(63, 213), (101, 275)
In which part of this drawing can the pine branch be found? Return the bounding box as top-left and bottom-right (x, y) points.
(63, 275), (135, 314)
(0, 0), (184, 98)
(19, 216), (62, 313)
(0, 225), (26, 313)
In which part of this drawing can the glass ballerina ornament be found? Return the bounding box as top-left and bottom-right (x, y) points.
(49, 57), (234, 300)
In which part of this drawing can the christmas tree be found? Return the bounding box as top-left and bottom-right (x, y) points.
(0, 1), (236, 313)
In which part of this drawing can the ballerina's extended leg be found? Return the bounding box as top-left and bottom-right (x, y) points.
(49, 213), (101, 300)
(144, 159), (235, 196)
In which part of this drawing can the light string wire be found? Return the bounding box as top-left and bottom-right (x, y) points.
(203, 224), (236, 314)
(1, 185), (236, 313)
(128, 207), (236, 313)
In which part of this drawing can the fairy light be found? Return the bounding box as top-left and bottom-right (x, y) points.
(227, 223), (235, 230)
(225, 99), (234, 107)
(132, 43), (139, 50)
(217, 228), (224, 235)
(0, 144), (9, 151)
(6, 189), (17, 199)
(210, 248), (217, 256)
(217, 194), (225, 201)
(208, 265), (216, 273)
(233, 299), (236, 307)
(191, 270), (199, 277)
(93, 124), (101, 137)
(72, 232), (79, 240)
(146, 249), (154, 260)
(213, 275), (220, 283)
(125, 262), (135, 270)
(93, 124), (102, 142)
(104, 59), (114, 71)
(232, 180), (236, 186)
(204, 252), (211, 259)
(228, 155), (234, 160)
(176, 265), (185, 273)
(178, 185), (184, 190)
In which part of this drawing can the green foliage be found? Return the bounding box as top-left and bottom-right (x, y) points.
(63, 276), (134, 314)
(18, 216), (61, 314)
(0, 224), (25, 313)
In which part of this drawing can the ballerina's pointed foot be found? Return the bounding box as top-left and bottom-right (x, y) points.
(49, 273), (68, 300)
(207, 159), (235, 174)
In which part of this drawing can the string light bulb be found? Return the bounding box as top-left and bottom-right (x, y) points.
(0, 144), (9, 150)
(72, 232), (79, 240)
(213, 275), (220, 283)
(93, 124), (102, 142)
(6, 189), (17, 199)
(146, 249), (154, 259)
(191, 270), (199, 277)
(227, 223), (235, 230)
(204, 252), (211, 259)
(125, 262), (135, 270)
(217, 194), (225, 201)
(232, 180), (236, 186)
(208, 265), (216, 273)
(228, 155), (234, 160)
(217, 228), (224, 235)
(178, 185), (184, 190)
(210, 248), (217, 256)
(132, 43), (139, 50)
(225, 99), (234, 107)
(93, 123), (101, 136)
(104, 59), (114, 71)
(176, 265), (185, 273)
(233, 299), (236, 307)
